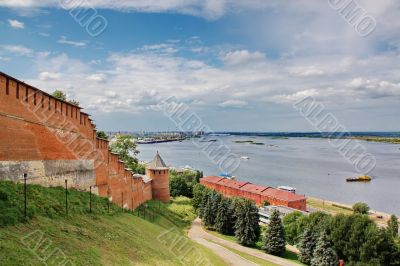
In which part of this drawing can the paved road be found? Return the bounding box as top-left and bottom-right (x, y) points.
(188, 218), (299, 266)
(193, 237), (257, 266)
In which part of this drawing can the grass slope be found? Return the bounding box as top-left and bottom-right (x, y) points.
(0, 181), (226, 265)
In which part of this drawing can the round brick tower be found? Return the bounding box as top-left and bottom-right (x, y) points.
(146, 152), (170, 202)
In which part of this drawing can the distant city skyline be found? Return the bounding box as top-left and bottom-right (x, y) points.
(1, 1), (399, 131)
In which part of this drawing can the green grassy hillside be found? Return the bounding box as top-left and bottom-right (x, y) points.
(0, 181), (226, 265)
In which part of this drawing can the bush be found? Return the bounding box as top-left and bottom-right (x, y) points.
(352, 202), (370, 214)
(169, 176), (193, 198)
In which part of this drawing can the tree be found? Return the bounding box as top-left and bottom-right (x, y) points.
(68, 99), (80, 106)
(96, 131), (109, 140)
(169, 176), (192, 198)
(203, 191), (217, 229)
(283, 211), (304, 245)
(52, 90), (67, 101)
(199, 190), (210, 219)
(388, 214), (399, 238)
(345, 214), (374, 262)
(109, 134), (140, 172)
(299, 227), (317, 265)
(311, 231), (338, 266)
(215, 197), (235, 235)
(263, 209), (286, 255)
(352, 202), (370, 214)
(192, 184), (207, 211)
(234, 199), (260, 246)
(360, 226), (400, 265)
(52, 90), (79, 106)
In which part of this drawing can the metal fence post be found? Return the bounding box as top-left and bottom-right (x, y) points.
(24, 173), (27, 219)
(65, 179), (68, 216)
(89, 186), (92, 213)
(121, 192), (124, 211)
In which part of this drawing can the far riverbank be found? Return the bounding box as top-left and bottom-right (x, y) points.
(138, 135), (400, 215)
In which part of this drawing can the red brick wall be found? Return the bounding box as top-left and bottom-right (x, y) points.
(0, 72), (154, 210)
(201, 179), (307, 211)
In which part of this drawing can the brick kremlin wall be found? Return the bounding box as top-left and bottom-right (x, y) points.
(0, 72), (153, 210)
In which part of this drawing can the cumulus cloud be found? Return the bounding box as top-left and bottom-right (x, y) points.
(221, 50), (265, 66)
(38, 71), (61, 81)
(8, 19), (24, 29)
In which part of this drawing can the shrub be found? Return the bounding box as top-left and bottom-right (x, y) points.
(352, 202), (370, 214)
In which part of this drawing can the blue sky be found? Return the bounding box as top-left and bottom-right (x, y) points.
(1, 1), (399, 132)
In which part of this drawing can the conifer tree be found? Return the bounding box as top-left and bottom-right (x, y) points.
(215, 197), (235, 235)
(264, 209), (286, 255)
(299, 227), (316, 265)
(388, 214), (399, 238)
(234, 199), (260, 246)
(199, 190), (210, 219)
(311, 231), (338, 266)
(192, 184), (206, 211)
(203, 191), (219, 228)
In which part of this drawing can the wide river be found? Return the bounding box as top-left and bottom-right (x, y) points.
(138, 136), (400, 215)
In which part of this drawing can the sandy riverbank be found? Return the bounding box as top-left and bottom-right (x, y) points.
(306, 196), (397, 227)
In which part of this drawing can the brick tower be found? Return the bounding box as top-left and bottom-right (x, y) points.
(146, 152), (170, 202)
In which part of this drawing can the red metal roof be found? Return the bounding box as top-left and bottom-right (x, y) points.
(240, 183), (270, 194)
(217, 178), (249, 189)
(262, 188), (306, 202)
(201, 176), (225, 184)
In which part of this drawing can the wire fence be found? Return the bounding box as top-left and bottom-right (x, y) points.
(0, 174), (162, 227)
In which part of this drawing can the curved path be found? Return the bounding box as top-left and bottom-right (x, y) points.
(188, 218), (298, 266)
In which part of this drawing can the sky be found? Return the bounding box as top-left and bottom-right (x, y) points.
(0, 0), (399, 132)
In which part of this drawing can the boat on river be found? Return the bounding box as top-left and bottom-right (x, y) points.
(346, 175), (372, 182)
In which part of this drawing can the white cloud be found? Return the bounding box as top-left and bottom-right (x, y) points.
(1, 45), (33, 56)
(87, 73), (106, 82)
(219, 100), (248, 108)
(57, 36), (86, 48)
(221, 50), (265, 66)
(8, 19), (24, 29)
(39, 71), (61, 81)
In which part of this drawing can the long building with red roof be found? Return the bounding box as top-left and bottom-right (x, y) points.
(200, 176), (307, 211)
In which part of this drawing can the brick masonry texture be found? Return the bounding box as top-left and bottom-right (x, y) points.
(200, 176), (307, 211)
(0, 72), (169, 210)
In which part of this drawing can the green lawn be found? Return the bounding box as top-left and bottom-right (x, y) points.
(206, 228), (304, 265)
(0, 181), (226, 265)
(208, 239), (278, 266)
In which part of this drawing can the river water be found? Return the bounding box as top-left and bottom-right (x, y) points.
(137, 136), (400, 215)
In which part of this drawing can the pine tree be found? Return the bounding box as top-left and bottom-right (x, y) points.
(311, 231), (338, 266)
(263, 209), (286, 255)
(211, 191), (222, 220)
(215, 197), (235, 235)
(234, 199), (260, 246)
(192, 184), (206, 211)
(203, 191), (219, 228)
(199, 190), (210, 219)
(388, 214), (399, 238)
(299, 227), (317, 265)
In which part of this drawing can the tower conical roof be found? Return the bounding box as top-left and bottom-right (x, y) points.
(147, 152), (168, 170)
